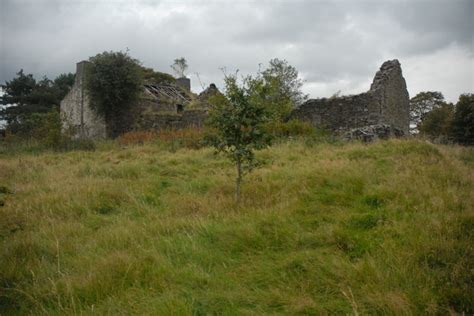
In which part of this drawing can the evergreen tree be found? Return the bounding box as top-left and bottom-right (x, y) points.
(0, 70), (74, 134)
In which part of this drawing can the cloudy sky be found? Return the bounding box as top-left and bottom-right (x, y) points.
(0, 0), (472, 102)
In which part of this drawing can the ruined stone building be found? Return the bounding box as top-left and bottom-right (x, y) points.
(60, 61), (210, 138)
(291, 60), (410, 139)
(60, 61), (106, 138)
(61, 59), (410, 140)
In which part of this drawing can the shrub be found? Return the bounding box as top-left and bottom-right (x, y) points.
(4, 107), (65, 148)
(156, 127), (205, 149)
(31, 107), (63, 148)
(118, 130), (157, 146)
(117, 128), (205, 149)
(0, 108), (96, 154)
(264, 119), (315, 137)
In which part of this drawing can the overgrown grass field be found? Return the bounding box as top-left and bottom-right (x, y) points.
(1, 138), (473, 314)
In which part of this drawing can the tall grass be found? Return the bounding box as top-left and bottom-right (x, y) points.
(0, 138), (472, 314)
(118, 128), (206, 150)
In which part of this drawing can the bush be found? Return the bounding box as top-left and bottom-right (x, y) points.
(117, 128), (205, 149)
(156, 127), (205, 149)
(0, 108), (96, 154)
(264, 119), (315, 137)
(118, 131), (157, 146)
(4, 107), (64, 148)
(58, 139), (96, 152)
(31, 107), (63, 147)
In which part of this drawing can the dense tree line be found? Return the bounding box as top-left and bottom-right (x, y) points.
(0, 70), (75, 135)
(410, 92), (474, 145)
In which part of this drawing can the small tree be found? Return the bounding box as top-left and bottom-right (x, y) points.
(85, 51), (143, 138)
(450, 94), (474, 145)
(170, 57), (188, 78)
(206, 74), (271, 202)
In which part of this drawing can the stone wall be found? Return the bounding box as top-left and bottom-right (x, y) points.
(61, 59), (409, 140)
(133, 109), (207, 130)
(290, 92), (381, 131)
(60, 61), (106, 139)
(60, 61), (198, 138)
(136, 95), (178, 113)
(290, 59), (410, 135)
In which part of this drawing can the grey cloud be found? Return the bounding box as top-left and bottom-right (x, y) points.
(0, 0), (472, 102)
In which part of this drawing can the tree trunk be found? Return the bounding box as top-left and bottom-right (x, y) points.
(236, 158), (242, 204)
(106, 110), (126, 138)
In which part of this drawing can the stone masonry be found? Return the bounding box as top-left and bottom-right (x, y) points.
(61, 59), (409, 140)
(60, 61), (106, 139)
(60, 61), (207, 139)
(290, 60), (410, 138)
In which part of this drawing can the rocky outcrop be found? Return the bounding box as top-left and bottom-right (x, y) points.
(290, 59), (410, 138)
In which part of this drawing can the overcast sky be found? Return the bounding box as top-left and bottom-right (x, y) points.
(0, 0), (472, 102)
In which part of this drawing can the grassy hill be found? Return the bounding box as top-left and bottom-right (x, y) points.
(0, 138), (473, 314)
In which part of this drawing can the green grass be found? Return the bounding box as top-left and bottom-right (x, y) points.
(0, 139), (473, 314)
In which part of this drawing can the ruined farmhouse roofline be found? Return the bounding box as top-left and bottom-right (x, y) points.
(73, 59), (193, 104)
(61, 58), (409, 141)
(144, 83), (192, 104)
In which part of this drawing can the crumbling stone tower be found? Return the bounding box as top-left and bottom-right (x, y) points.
(291, 60), (410, 137)
(370, 60), (410, 134)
